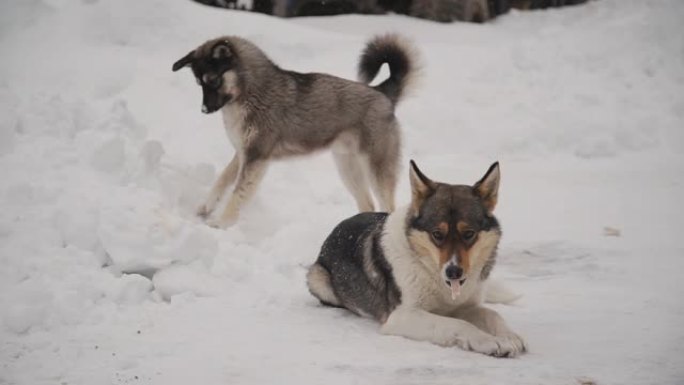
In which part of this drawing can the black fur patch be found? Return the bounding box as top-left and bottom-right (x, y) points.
(178, 46), (237, 114)
(358, 36), (412, 105)
(314, 212), (401, 321)
(480, 255), (497, 280)
(409, 184), (499, 235)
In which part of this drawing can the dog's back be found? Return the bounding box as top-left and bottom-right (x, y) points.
(259, 70), (395, 154)
(241, 34), (417, 158)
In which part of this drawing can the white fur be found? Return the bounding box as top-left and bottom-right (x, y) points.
(484, 278), (523, 305)
(221, 71), (240, 100)
(331, 132), (374, 212)
(307, 264), (341, 306)
(379, 206), (526, 357)
(220, 96), (246, 150)
(207, 154), (268, 228)
(196, 154), (239, 218)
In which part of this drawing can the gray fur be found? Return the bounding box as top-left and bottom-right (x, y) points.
(173, 35), (418, 227)
(480, 254), (496, 280)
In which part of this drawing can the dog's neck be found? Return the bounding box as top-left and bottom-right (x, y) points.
(228, 39), (283, 106)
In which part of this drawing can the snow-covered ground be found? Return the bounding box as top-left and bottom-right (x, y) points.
(1, 0), (683, 383)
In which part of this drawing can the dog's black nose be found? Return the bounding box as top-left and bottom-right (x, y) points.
(445, 265), (463, 280)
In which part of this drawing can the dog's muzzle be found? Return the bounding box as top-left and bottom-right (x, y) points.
(201, 93), (233, 114)
(201, 103), (223, 114)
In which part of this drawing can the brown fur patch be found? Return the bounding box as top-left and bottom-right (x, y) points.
(456, 221), (471, 234)
(407, 229), (441, 266)
(431, 222), (452, 268)
(468, 230), (501, 270)
(455, 244), (469, 273)
(438, 244), (453, 269)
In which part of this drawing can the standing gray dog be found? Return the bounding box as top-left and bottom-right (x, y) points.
(172, 34), (417, 228)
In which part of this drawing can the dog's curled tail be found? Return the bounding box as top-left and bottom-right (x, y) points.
(358, 34), (419, 106)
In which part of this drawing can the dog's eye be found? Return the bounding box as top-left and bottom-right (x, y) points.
(202, 74), (222, 88)
(462, 230), (476, 241)
(207, 76), (222, 88)
(431, 230), (445, 243)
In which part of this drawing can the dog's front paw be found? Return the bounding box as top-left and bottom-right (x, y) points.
(206, 218), (229, 229)
(206, 214), (238, 229)
(457, 332), (501, 357)
(493, 333), (527, 358)
(196, 204), (212, 219)
(458, 331), (525, 358)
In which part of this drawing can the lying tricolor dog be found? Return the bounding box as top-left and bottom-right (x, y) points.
(307, 161), (526, 357)
(172, 35), (416, 228)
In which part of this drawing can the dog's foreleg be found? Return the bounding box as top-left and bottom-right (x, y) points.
(197, 155), (240, 218)
(455, 305), (527, 357)
(381, 307), (515, 357)
(207, 156), (269, 229)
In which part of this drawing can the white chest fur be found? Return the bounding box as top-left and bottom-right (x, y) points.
(221, 103), (246, 150)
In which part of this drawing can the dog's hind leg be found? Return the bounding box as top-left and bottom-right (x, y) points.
(364, 121), (400, 212)
(367, 165), (396, 212)
(332, 151), (375, 212)
(207, 156), (269, 229)
(306, 263), (342, 307)
(364, 151), (399, 213)
(197, 154), (240, 218)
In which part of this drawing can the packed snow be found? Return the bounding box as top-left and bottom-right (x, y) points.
(1, 0), (683, 384)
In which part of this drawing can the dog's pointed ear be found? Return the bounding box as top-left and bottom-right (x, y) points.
(172, 50), (195, 72)
(211, 42), (232, 60)
(474, 162), (500, 214)
(409, 160), (436, 211)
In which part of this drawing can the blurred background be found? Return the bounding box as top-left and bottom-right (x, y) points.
(193, 0), (589, 22)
